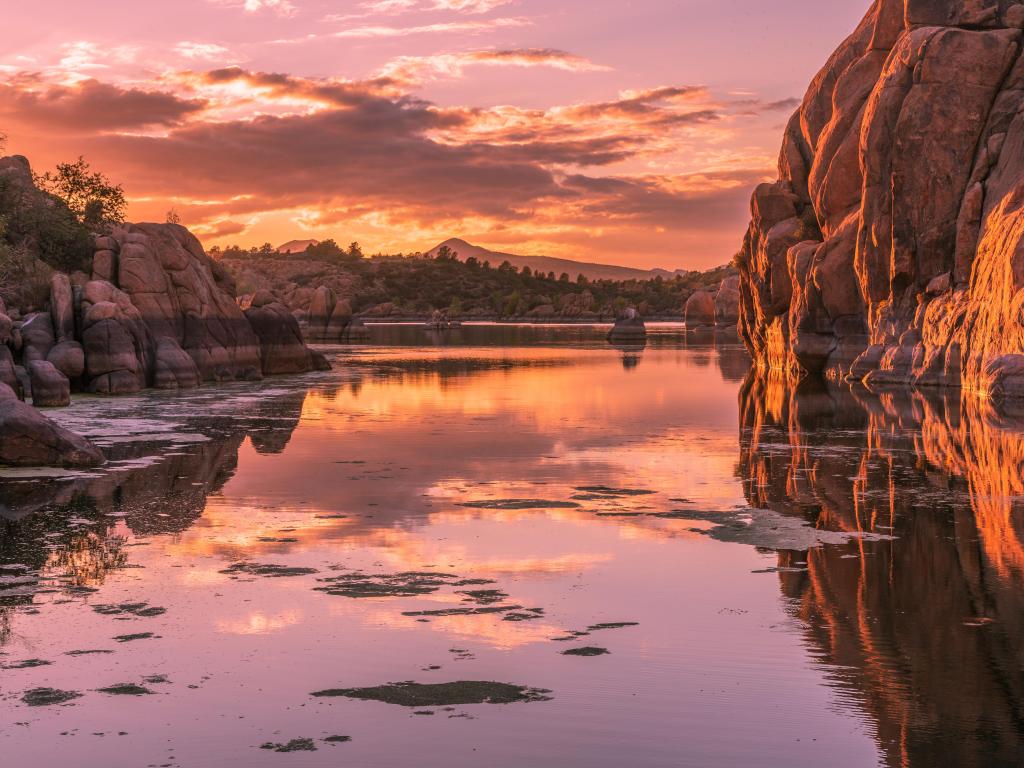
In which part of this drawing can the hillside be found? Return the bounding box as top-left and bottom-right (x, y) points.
(424, 238), (688, 283)
(220, 245), (734, 321)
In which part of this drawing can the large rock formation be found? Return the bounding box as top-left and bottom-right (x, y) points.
(715, 276), (741, 327)
(737, 0), (1024, 399)
(304, 284), (368, 343)
(98, 223), (265, 382)
(0, 383), (103, 467)
(685, 290), (716, 328)
(0, 157), (329, 466)
(8, 217), (325, 399)
(243, 292), (315, 375)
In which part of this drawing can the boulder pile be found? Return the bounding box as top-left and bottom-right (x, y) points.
(0, 162), (330, 466)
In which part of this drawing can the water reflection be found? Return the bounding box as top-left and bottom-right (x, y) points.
(740, 374), (1024, 767)
(12, 324), (1024, 766)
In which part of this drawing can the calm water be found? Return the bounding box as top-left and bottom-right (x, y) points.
(0, 324), (1022, 767)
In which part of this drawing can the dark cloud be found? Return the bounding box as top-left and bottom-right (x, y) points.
(0, 76), (205, 131)
(1, 67), (767, 264)
(729, 96), (802, 116)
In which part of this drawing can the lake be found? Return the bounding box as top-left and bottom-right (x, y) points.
(1, 323), (1022, 767)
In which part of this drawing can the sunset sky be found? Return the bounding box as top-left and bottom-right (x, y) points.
(0, 0), (865, 270)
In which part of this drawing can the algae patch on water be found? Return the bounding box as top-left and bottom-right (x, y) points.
(561, 646), (610, 657)
(97, 683), (154, 696)
(315, 570), (470, 598)
(574, 486), (656, 497)
(93, 602), (166, 618)
(683, 508), (896, 550)
(260, 738), (317, 752)
(65, 649), (114, 656)
(458, 499), (581, 510)
(220, 562), (318, 578)
(2, 658), (52, 669)
(22, 688), (82, 707)
(311, 681), (552, 706)
(113, 632), (157, 642)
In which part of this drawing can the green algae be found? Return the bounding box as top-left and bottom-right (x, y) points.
(113, 632), (156, 643)
(457, 589), (508, 605)
(561, 647), (610, 657)
(65, 649), (114, 656)
(92, 602), (166, 618)
(220, 562), (318, 578)
(2, 658), (52, 669)
(22, 688), (82, 707)
(402, 605), (524, 617)
(458, 499), (581, 510)
(260, 738), (317, 752)
(574, 486), (656, 496)
(315, 570), (461, 598)
(311, 681), (552, 706)
(97, 683), (154, 696)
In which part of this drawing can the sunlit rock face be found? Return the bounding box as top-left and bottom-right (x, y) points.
(739, 373), (1024, 765)
(737, 0), (1024, 398)
(95, 223), (266, 383)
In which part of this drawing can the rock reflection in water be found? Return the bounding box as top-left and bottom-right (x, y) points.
(0, 392), (307, 608)
(608, 341), (646, 371)
(740, 374), (1024, 768)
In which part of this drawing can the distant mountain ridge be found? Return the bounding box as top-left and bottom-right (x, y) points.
(278, 239), (319, 254)
(425, 238), (689, 282)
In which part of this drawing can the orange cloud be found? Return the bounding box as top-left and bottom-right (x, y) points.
(1, 63), (771, 266)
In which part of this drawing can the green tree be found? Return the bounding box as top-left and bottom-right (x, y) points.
(37, 157), (127, 231)
(347, 241), (364, 260)
(166, 208), (181, 225)
(306, 239), (345, 262)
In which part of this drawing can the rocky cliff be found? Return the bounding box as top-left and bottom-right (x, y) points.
(0, 155), (328, 466)
(737, 0), (1024, 400)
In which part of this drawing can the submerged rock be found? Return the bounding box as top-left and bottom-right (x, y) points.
(0, 384), (104, 467)
(607, 308), (647, 345)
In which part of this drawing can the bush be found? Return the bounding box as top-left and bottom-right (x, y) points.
(0, 236), (53, 310)
(0, 173), (94, 274)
